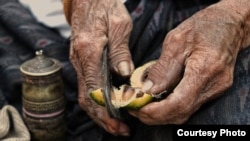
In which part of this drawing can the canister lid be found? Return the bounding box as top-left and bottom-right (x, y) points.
(20, 50), (62, 76)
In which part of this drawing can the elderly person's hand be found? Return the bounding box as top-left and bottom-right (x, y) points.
(69, 0), (134, 136)
(129, 0), (250, 125)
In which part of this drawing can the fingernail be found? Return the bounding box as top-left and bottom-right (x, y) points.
(119, 125), (130, 136)
(117, 61), (131, 76)
(141, 80), (154, 93)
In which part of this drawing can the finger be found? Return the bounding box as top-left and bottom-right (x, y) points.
(79, 96), (130, 136)
(77, 76), (130, 136)
(141, 31), (188, 94)
(73, 34), (131, 135)
(132, 48), (230, 125)
(95, 107), (130, 136)
(108, 1), (134, 77)
(129, 66), (200, 124)
(70, 0), (110, 90)
(75, 61), (130, 136)
(70, 0), (131, 136)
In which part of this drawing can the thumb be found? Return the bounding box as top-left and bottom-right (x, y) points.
(109, 45), (134, 77)
(141, 57), (182, 95)
(140, 30), (187, 94)
(107, 1), (134, 77)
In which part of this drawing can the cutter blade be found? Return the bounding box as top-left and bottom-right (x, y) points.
(102, 46), (121, 119)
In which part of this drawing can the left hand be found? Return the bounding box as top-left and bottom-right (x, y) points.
(129, 1), (249, 125)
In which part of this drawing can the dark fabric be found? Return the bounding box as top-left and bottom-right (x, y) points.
(127, 0), (218, 67)
(0, 0), (249, 141)
(0, 89), (7, 108)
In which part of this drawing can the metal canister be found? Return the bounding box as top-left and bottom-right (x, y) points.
(20, 50), (66, 141)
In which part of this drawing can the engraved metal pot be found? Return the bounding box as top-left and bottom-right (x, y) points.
(20, 50), (66, 141)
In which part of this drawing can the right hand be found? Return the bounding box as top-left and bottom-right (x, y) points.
(69, 0), (134, 136)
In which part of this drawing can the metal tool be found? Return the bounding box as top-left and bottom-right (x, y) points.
(102, 46), (121, 119)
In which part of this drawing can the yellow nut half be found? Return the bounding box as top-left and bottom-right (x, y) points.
(90, 61), (156, 110)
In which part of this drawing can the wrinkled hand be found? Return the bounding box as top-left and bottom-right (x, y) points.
(69, 0), (134, 136)
(130, 1), (250, 125)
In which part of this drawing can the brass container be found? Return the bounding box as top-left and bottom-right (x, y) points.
(20, 50), (66, 141)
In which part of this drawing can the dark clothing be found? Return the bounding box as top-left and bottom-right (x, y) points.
(0, 0), (249, 141)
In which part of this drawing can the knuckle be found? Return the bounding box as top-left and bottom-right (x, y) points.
(109, 16), (132, 36)
(110, 12), (132, 25)
(78, 97), (89, 110)
(110, 47), (130, 63)
(209, 49), (233, 71)
(72, 32), (107, 50)
(171, 33), (183, 41)
(75, 33), (92, 48)
(166, 30), (184, 43)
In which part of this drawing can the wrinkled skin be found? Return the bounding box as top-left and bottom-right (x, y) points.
(70, 0), (250, 136)
(70, 0), (134, 136)
(130, 0), (250, 125)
